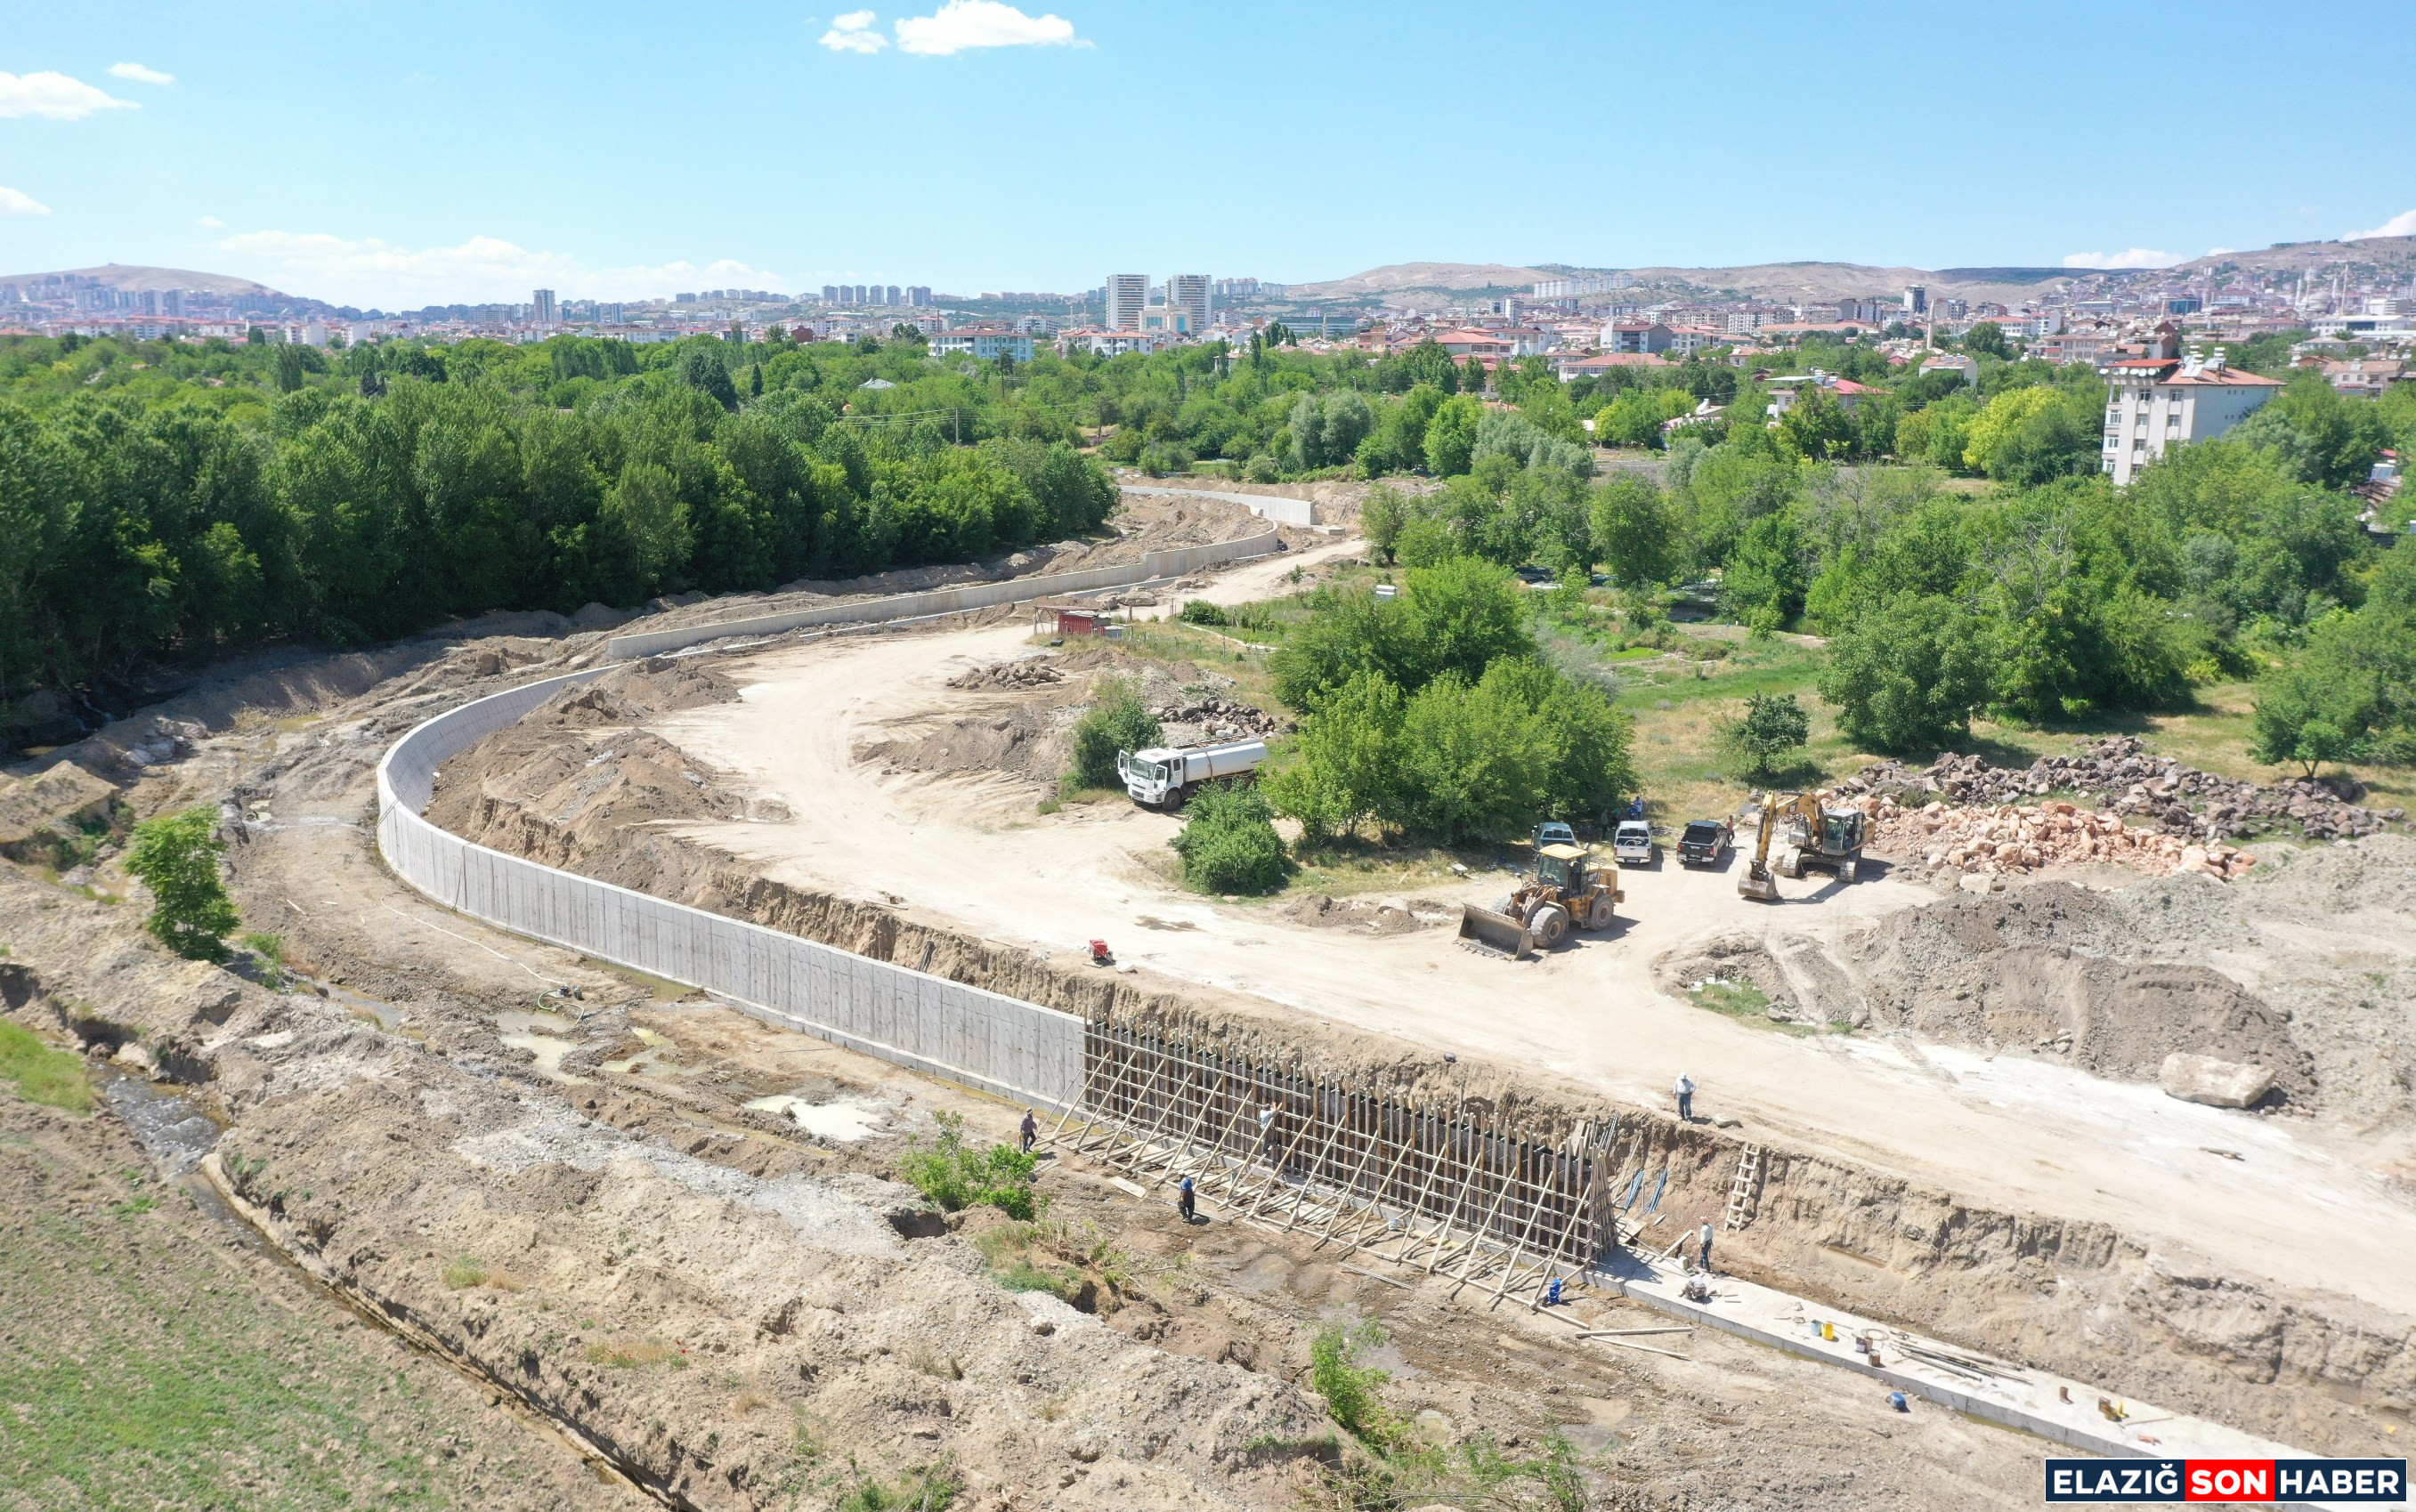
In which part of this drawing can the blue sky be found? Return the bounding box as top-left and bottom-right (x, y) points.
(4, 0), (2412, 307)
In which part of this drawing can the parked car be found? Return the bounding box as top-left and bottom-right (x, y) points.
(1533, 820), (1577, 851)
(1678, 818), (1733, 867)
(1612, 819), (1657, 866)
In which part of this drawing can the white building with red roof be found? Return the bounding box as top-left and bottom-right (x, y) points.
(2097, 349), (2282, 485)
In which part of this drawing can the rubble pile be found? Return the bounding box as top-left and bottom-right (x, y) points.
(945, 659), (1066, 691)
(1153, 698), (1278, 740)
(1833, 735), (2400, 843)
(1846, 792), (2259, 882)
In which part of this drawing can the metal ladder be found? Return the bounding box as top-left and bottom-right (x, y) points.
(1723, 1144), (1764, 1232)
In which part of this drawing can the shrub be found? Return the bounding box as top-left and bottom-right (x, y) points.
(1066, 675), (1162, 791)
(1170, 785), (1289, 894)
(1715, 692), (1811, 780)
(1243, 453), (1281, 484)
(897, 1111), (1043, 1219)
(0, 1021), (93, 1115)
(1179, 599), (1228, 627)
(125, 807), (239, 961)
(1309, 1320), (1401, 1448)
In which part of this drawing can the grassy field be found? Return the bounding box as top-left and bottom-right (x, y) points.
(0, 1071), (620, 1511)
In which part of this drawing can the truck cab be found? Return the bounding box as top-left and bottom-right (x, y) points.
(1116, 748), (1184, 807)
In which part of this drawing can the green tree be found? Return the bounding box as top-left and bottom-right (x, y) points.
(677, 346), (740, 411)
(1818, 594), (1995, 752)
(1586, 476), (1673, 586)
(1717, 692), (1811, 779)
(1263, 668), (1403, 841)
(1361, 483), (1406, 563)
(125, 806), (240, 961)
(1963, 384), (2099, 484)
(2248, 650), (2379, 777)
(1423, 394), (1483, 476)
(1066, 675), (1161, 790)
(1963, 321), (2010, 359)
(1169, 784), (1289, 893)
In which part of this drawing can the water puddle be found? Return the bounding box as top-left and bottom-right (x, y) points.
(602, 1024), (695, 1079)
(497, 1008), (589, 1084)
(741, 1094), (886, 1142)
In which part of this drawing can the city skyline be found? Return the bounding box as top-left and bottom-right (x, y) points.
(6, 0), (2414, 308)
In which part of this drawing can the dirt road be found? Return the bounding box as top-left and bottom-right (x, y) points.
(653, 615), (2416, 1322)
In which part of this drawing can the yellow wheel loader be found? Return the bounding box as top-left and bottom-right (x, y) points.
(1458, 844), (1625, 958)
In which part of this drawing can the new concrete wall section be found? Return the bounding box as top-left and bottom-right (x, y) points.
(602, 530), (1282, 661)
(376, 669), (1085, 1110)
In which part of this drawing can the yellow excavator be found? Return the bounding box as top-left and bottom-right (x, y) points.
(1458, 844), (1624, 958)
(1738, 790), (1868, 901)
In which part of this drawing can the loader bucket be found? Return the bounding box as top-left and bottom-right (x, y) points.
(1456, 903), (1535, 959)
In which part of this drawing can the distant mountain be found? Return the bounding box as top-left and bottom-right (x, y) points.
(1287, 258), (2078, 308)
(0, 263), (297, 298)
(1285, 263), (1553, 302)
(2170, 237), (2416, 275)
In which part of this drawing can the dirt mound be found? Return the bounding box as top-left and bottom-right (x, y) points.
(1280, 893), (1451, 935)
(1835, 735), (2400, 843)
(859, 702), (1075, 787)
(946, 658), (1065, 691)
(526, 657), (739, 729)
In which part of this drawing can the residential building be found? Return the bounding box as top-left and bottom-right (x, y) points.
(1665, 324), (1723, 357)
(2096, 349), (2283, 486)
(1056, 327), (1168, 357)
(531, 288), (558, 327)
(1167, 273), (1211, 331)
(1555, 352), (1672, 381)
(1762, 371), (1878, 420)
(1432, 328), (1515, 359)
(1723, 311), (1763, 336)
(1917, 352), (1979, 391)
(1106, 273), (1147, 330)
(2321, 358), (2408, 398)
(1601, 320), (1674, 354)
(1903, 285), (1927, 315)
(928, 325), (1034, 362)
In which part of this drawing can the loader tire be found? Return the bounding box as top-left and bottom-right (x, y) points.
(1527, 902), (1570, 950)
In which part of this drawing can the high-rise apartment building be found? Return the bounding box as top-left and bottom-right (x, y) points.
(906, 287), (931, 307)
(1106, 273), (1147, 330)
(1903, 285), (1928, 315)
(532, 288), (559, 327)
(1167, 273), (1210, 332)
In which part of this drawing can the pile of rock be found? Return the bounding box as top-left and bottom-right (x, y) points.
(1833, 735), (2399, 843)
(1847, 792), (2260, 882)
(1153, 698), (1278, 740)
(946, 659), (1065, 691)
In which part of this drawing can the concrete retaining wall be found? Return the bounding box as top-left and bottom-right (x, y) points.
(603, 530), (1281, 661)
(376, 670), (1085, 1109)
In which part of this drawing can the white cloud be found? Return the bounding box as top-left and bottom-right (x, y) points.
(820, 10), (888, 52)
(2061, 248), (2185, 271)
(2203, 247), (2236, 258)
(108, 61), (175, 85)
(0, 69), (138, 120)
(2345, 208), (2416, 242)
(215, 229), (785, 307)
(0, 186), (53, 216)
(895, 0), (1081, 54)
(196, 214), (226, 229)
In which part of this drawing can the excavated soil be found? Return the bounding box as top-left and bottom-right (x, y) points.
(421, 691), (2416, 1459)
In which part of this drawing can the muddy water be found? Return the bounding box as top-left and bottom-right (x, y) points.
(742, 1092), (884, 1141)
(94, 1069), (278, 1258)
(497, 1007), (588, 1082)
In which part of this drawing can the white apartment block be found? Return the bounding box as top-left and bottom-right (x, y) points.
(2098, 350), (2282, 486)
(1166, 273), (1210, 331)
(1106, 273), (1147, 331)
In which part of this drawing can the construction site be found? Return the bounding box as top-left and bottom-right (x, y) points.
(5, 481), (2415, 1512)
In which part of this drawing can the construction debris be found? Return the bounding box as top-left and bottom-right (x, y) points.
(1152, 697), (1278, 740)
(1845, 792), (2260, 882)
(1832, 735), (2400, 844)
(946, 658), (1065, 690)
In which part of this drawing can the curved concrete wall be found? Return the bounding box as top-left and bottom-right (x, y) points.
(1118, 484), (1317, 528)
(603, 530), (1281, 661)
(376, 669), (1085, 1109)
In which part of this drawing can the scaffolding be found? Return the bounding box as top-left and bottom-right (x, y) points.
(1050, 1022), (1621, 1305)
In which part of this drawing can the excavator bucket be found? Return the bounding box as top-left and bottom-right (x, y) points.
(1737, 868), (1780, 902)
(1456, 903), (1534, 959)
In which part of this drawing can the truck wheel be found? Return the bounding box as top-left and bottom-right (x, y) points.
(1527, 902), (1570, 949)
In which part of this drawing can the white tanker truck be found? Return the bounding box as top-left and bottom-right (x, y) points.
(1115, 738), (1268, 809)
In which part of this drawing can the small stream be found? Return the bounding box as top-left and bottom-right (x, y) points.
(94, 1068), (277, 1257)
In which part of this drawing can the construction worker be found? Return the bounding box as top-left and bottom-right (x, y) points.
(1697, 1216), (1715, 1273)
(1018, 1109), (1038, 1154)
(1179, 1174), (1196, 1224)
(1673, 1072), (1696, 1124)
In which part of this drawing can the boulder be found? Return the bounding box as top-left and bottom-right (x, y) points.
(2159, 1053), (2274, 1109)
